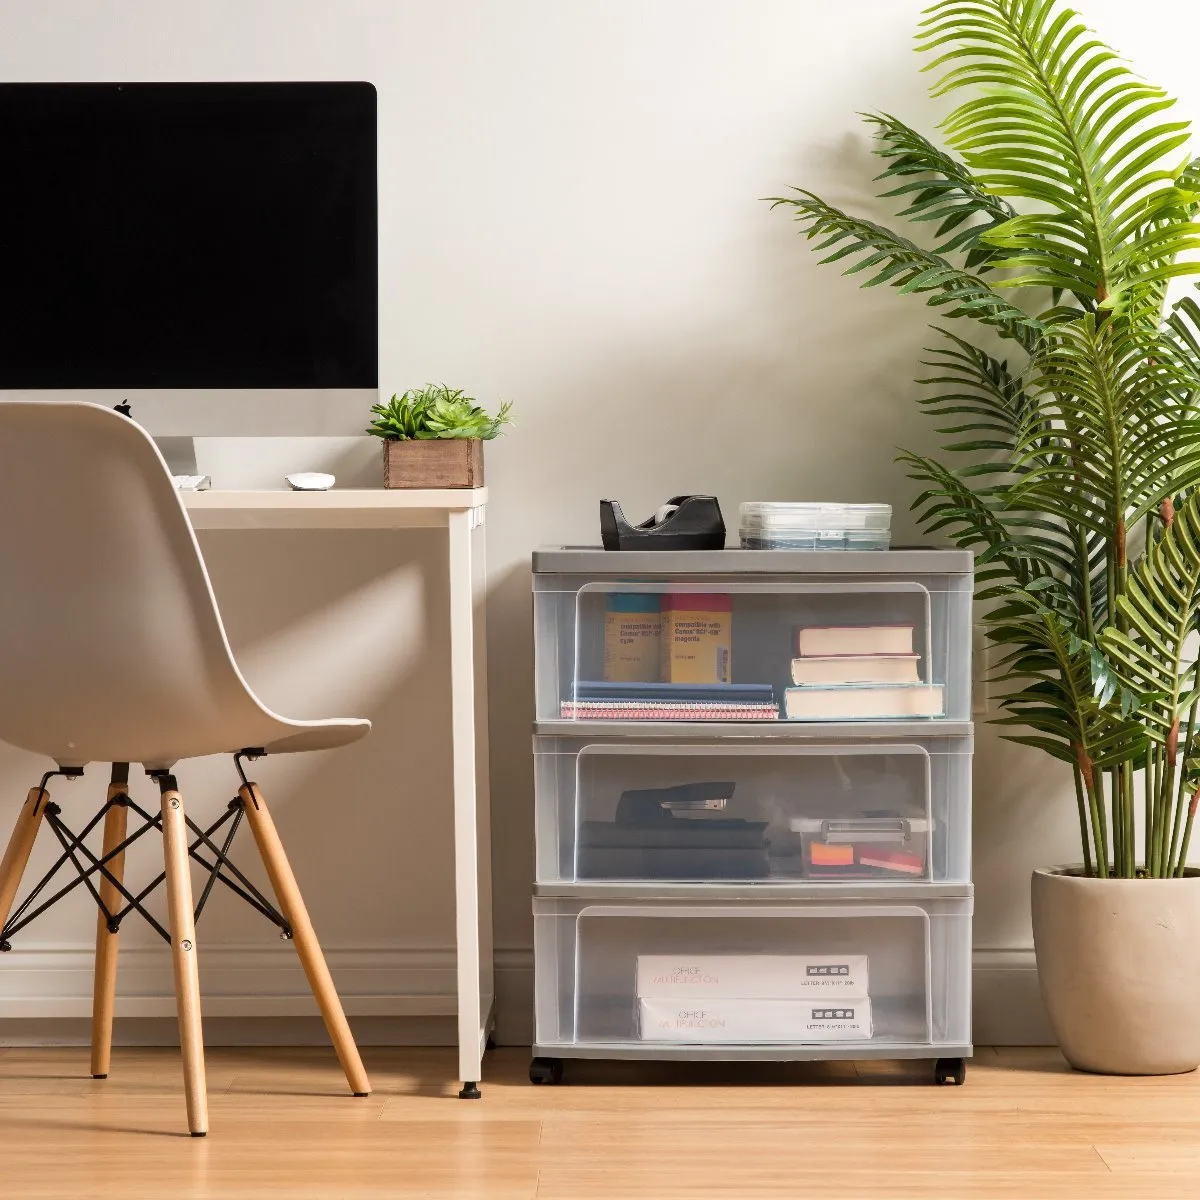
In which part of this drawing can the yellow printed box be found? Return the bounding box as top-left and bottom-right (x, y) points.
(603, 594), (662, 682)
(660, 594), (732, 684)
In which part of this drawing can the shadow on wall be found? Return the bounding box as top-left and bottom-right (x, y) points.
(0, 528), (456, 971)
(480, 162), (952, 953)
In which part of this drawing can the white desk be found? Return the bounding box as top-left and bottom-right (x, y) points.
(183, 488), (494, 1096)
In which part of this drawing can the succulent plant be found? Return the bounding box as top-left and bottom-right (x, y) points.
(366, 384), (513, 441)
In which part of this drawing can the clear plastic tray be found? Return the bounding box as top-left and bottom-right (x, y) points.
(740, 503), (892, 531)
(739, 530), (892, 551)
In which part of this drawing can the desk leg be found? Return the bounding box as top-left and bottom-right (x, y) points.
(448, 508), (494, 1098)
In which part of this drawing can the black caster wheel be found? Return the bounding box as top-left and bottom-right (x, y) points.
(529, 1057), (564, 1085)
(934, 1057), (966, 1086)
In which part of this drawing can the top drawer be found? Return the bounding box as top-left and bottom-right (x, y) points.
(532, 551), (973, 723)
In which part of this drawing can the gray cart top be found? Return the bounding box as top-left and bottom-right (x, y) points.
(533, 547), (974, 575)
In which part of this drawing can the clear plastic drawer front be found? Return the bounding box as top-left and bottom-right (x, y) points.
(532, 559), (973, 724)
(532, 897), (973, 1050)
(534, 735), (971, 884)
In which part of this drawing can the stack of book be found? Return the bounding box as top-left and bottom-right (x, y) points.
(636, 954), (873, 1043)
(783, 624), (944, 720)
(561, 681), (778, 721)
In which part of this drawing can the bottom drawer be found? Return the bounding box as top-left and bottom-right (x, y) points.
(533, 895), (972, 1050)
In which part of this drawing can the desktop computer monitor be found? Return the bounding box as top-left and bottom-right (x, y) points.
(0, 81), (378, 435)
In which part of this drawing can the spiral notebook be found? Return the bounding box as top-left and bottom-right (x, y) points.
(562, 681), (778, 720)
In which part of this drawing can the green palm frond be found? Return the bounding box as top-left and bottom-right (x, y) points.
(775, 0), (1200, 876)
(915, 329), (1043, 462)
(1166, 295), (1200, 382)
(899, 451), (1077, 595)
(919, 0), (1200, 306)
(771, 191), (1045, 348)
(987, 587), (1146, 766)
(865, 112), (1016, 270)
(1100, 493), (1200, 740)
(1007, 316), (1200, 538)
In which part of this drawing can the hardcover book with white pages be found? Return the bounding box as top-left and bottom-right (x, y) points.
(783, 683), (945, 720)
(635, 954), (869, 998)
(638, 996), (873, 1043)
(795, 624), (914, 657)
(790, 653), (921, 685)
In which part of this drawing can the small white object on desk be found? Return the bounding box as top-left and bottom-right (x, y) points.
(286, 472), (336, 491)
(171, 474), (211, 491)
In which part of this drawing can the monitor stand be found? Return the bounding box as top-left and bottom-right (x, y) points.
(154, 434), (200, 477)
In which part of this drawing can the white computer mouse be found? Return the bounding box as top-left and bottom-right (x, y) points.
(285, 472), (336, 491)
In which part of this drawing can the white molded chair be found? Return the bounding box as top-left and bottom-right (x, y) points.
(0, 401), (372, 1135)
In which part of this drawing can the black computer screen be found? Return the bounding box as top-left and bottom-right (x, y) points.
(0, 82), (378, 389)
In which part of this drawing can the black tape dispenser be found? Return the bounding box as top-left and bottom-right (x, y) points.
(599, 495), (726, 551)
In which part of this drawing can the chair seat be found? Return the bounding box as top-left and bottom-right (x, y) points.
(261, 719), (372, 756)
(42, 713), (373, 771)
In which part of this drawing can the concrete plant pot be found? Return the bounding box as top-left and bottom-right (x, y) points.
(1032, 866), (1200, 1075)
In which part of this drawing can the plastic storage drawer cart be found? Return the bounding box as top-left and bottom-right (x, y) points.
(529, 548), (974, 1087)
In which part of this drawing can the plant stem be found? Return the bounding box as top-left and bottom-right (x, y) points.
(1169, 694), (1199, 875)
(1177, 790), (1198, 878)
(1088, 764), (1109, 879)
(1124, 761), (1136, 876)
(1072, 763), (1094, 877)
(1157, 743), (1173, 878)
(1168, 775), (1189, 876)
(1146, 745), (1156, 876)
(1110, 766), (1123, 876)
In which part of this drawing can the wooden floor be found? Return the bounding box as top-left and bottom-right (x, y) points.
(2, 1045), (1198, 1197)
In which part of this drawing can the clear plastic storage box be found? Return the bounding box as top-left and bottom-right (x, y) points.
(532, 894), (973, 1052)
(532, 549), (974, 723)
(533, 731), (972, 884)
(739, 503), (892, 551)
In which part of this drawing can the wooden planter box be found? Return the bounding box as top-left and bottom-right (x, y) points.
(383, 438), (484, 489)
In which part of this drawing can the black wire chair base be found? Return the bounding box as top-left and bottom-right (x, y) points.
(0, 786), (291, 951)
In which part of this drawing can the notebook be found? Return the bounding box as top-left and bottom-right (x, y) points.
(563, 681), (778, 720)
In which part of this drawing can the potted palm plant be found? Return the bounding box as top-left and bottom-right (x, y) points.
(367, 384), (511, 488)
(775, 0), (1200, 1074)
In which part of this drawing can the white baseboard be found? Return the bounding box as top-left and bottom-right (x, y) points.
(0, 943), (1052, 1047)
(972, 947), (1053, 1045)
(0, 942), (464, 1019)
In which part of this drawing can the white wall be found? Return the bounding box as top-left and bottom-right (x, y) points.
(0, 0), (1196, 1045)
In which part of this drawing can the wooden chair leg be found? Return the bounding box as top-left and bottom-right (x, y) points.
(0, 786), (51, 933)
(160, 780), (208, 1136)
(239, 782), (371, 1096)
(90, 781), (129, 1078)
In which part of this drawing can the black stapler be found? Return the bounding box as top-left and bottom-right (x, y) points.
(615, 781), (737, 825)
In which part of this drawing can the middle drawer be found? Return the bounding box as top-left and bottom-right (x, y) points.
(534, 731), (972, 885)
